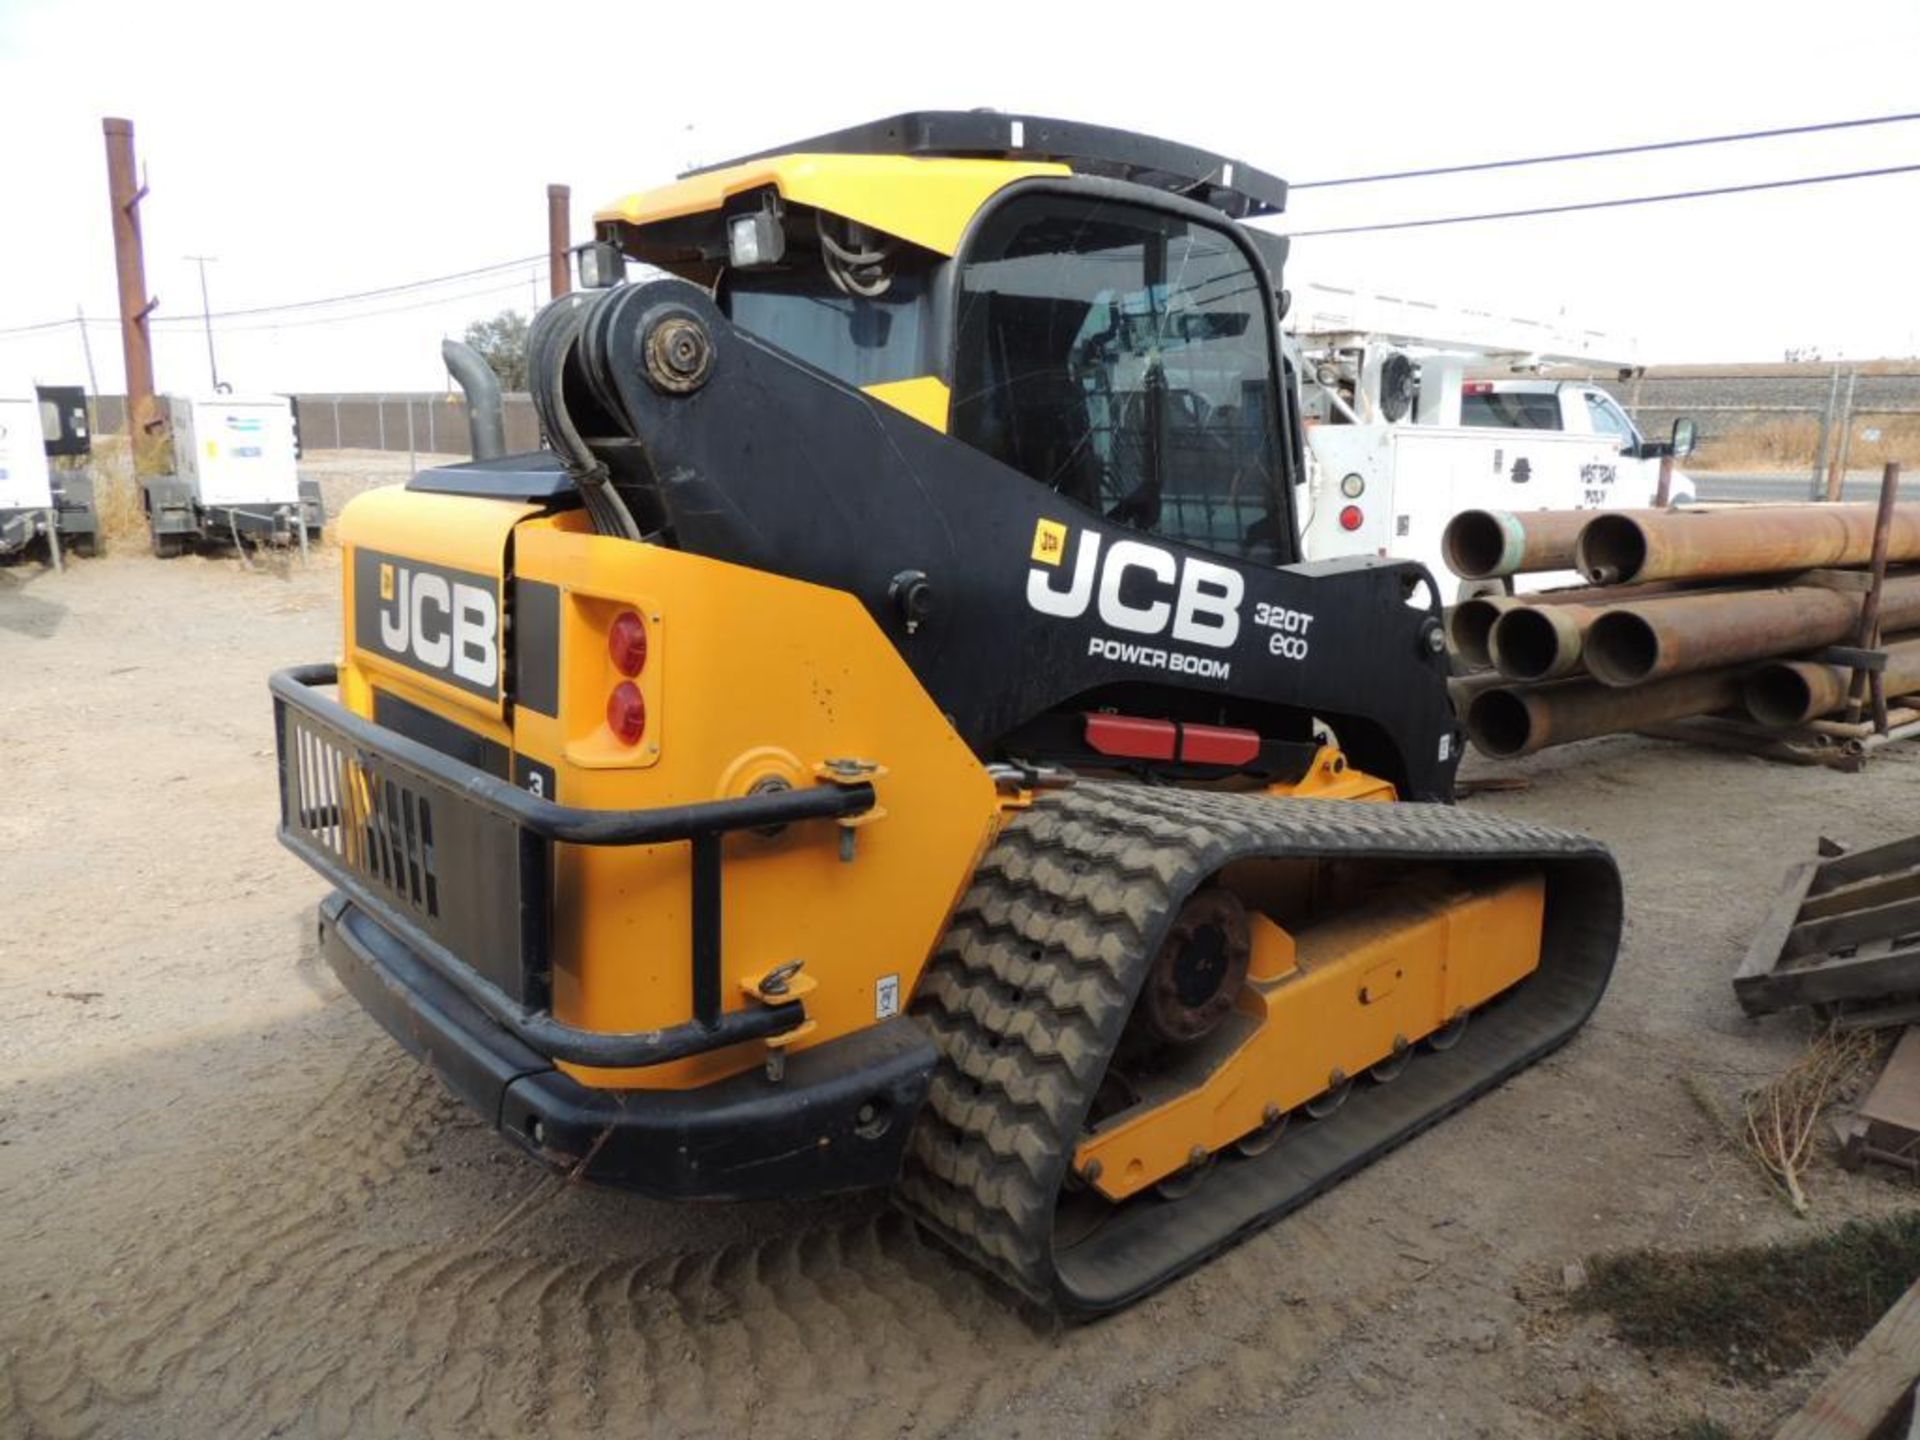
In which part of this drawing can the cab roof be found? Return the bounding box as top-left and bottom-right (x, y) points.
(594, 110), (1287, 259)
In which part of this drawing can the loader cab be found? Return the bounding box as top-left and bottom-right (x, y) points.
(593, 113), (1301, 565)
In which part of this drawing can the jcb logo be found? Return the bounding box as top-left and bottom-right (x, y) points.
(354, 550), (500, 697)
(1026, 520), (1242, 649)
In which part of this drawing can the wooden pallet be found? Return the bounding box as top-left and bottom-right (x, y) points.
(1736, 834), (1920, 1022)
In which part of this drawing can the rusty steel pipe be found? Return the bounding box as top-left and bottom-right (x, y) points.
(1488, 603), (1601, 681)
(1443, 509), (1595, 580)
(1466, 669), (1744, 758)
(1447, 596), (1522, 669)
(1744, 636), (1920, 728)
(1583, 574), (1920, 689)
(1576, 504), (1920, 585)
(1445, 580), (1684, 668)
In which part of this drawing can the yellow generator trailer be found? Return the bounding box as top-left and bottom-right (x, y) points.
(271, 113), (1622, 1313)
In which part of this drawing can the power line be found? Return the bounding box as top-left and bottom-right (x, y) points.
(1288, 162), (1920, 237)
(152, 254), (544, 323)
(1293, 110), (1920, 190)
(208, 277), (537, 333)
(0, 254), (546, 337)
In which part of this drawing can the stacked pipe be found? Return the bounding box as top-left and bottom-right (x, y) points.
(1442, 490), (1920, 758)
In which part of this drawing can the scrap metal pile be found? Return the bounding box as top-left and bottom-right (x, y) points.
(1444, 469), (1920, 765)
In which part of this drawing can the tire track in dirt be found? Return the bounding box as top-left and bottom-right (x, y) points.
(1, 1019), (1060, 1440)
(2, 996), (1462, 1440)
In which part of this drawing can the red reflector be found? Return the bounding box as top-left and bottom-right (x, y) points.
(1339, 504), (1364, 532)
(609, 611), (648, 676)
(1084, 713), (1177, 761)
(607, 680), (646, 745)
(1463, 381), (1492, 394)
(1179, 723), (1261, 767)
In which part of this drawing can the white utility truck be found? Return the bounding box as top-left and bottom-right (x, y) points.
(0, 381), (99, 564)
(1284, 282), (1695, 596)
(145, 393), (323, 556)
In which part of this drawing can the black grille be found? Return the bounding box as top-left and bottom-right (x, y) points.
(277, 697), (547, 1008)
(289, 721), (440, 918)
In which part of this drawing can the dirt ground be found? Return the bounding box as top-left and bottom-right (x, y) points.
(5, 456), (1920, 1440)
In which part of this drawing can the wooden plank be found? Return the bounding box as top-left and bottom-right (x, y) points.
(1741, 943), (1920, 1013)
(1805, 870), (1920, 923)
(1818, 836), (1920, 894)
(1737, 859), (1826, 1014)
(1786, 897), (1920, 963)
(1775, 1277), (1920, 1439)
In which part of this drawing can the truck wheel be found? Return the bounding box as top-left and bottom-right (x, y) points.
(151, 525), (185, 559)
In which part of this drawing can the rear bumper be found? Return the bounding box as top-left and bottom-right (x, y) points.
(322, 892), (936, 1200)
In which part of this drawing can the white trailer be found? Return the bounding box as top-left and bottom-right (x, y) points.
(0, 382), (98, 564)
(1285, 282), (1696, 595)
(144, 393), (323, 556)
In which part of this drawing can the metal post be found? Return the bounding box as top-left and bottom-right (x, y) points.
(102, 118), (160, 475)
(1845, 462), (1902, 729)
(546, 184), (572, 300)
(377, 395), (387, 451)
(1826, 370), (1859, 502)
(426, 396), (435, 454)
(406, 398), (416, 477)
(1811, 365), (1841, 499)
(186, 254), (220, 391)
(331, 396), (341, 450)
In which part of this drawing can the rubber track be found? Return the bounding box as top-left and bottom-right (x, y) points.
(896, 781), (1622, 1313)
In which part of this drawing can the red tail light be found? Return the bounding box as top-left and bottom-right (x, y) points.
(609, 611), (648, 676)
(607, 680), (647, 745)
(1338, 504), (1364, 532)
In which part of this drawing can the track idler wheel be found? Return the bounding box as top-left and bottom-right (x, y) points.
(1369, 1035), (1412, 1083)
(1304, 1069), (1353, 1119)
(1136, 887), (1251, 1046)
(1233, 1104), (1291, 1158)
(1426, 1010), (1470, 1052)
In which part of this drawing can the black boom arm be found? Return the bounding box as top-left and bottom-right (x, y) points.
(535, 279), (1462, 801)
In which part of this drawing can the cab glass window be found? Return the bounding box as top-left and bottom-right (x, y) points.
(1460, 391), (1562, 429)
(1584, 391), (1635, 443)
(951, 193), (1287, 562)
(725, 264), (932, 389)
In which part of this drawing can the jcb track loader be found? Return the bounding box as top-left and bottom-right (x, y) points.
(272, 113), (1622, 1313)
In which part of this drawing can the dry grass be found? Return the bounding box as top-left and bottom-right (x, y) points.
(1576, 1212), (1920, 1381)
(86, 435), (145, 546)
(1690, 414), (1920, 474)
(1740, 1026), (1883, 1214)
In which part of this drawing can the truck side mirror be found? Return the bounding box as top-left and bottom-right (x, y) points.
(1669, 417), (1697, 458)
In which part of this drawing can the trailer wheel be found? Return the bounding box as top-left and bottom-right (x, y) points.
(150, 522), (185, 559)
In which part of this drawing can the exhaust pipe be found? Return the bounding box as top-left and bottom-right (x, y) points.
(441, 339), (506, 461)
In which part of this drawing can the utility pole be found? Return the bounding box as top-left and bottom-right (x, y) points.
(546, 184), (571, 300)
(102, 117), (160, 474)
(185, 254), (221, 391)
(75, 305), (100, 399)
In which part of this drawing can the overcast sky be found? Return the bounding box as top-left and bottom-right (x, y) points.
(2, 0), (1916, 395)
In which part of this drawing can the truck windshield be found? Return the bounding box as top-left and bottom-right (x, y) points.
(950, 192), (1288, 563)
(1461, 391), (1562, 430)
